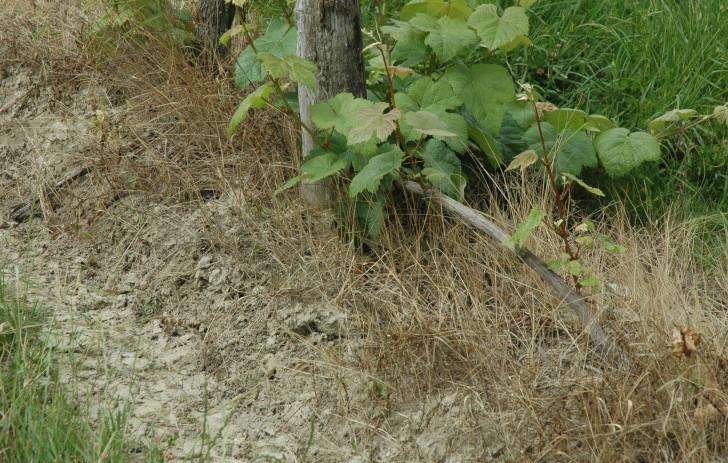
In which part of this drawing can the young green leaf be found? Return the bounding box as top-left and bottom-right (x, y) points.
(574, 235), (594, 249)
(348, 103), (402, 145)
(594, 128), (661, 178)
(560, 173), (605, 196)
(234, 19), (297, 89)
(564, 260), (582, 277)
(228, 82), (274, 137)
(578, 276), (599, 288)
(546, 253), (570, 270)
(522, 122), (598, 176)
(442, 63), (515, 134)
(349, 145), (405, 196)
(256, 53), (317, 90)
(580, 221), (626, 253)
(400, 0), (473, 20)
(310, 93), (373, 136)
(595, 233), (626, 253)
(502, 206), (546, 248)
(505, 149), (538, 172)
(647, 109), (698, 133)
(468, 5), (528, 51)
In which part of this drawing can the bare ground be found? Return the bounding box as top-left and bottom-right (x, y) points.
(2, 1), (728, 462)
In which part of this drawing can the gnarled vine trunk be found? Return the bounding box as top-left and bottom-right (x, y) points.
(295, 0), (367, 206)
(195, 0), (235, 64)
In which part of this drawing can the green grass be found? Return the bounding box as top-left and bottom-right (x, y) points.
(503, 0), (728, 266)
(0, 276), (228, 462)
(513, 0), (728, 128)
(0, 279), (131, 462)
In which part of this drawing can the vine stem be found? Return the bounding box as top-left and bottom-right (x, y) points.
(379, 44), (411, 159)
(529, 97), (580, 289)
(658, 114), (713, 139)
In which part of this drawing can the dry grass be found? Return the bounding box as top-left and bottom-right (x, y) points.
(3, 0), (728, 460)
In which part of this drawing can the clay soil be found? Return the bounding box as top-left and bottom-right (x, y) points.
(2, 1), (728, 462)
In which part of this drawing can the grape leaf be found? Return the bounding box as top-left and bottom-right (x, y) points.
(405, 110), (458, 137)
(544, 108), (589, 131)
(228, 82), (274, 137)
(522, 122), (597, 176)
(580, 220), (626, 253)
(647, 109), (698, 133)
(442, 63), (515, 134)
(579, 276), (599, 288)
(400, 0), (473, 20)
(564, 260), (582, 277)
(395, 76), (462, 110)
(502, 206), (545, 248)
(594, 128), (661, 178)
(504, 101), (535, 130)
(257, 53), (317, 90)
(310, 93), (373, 136)
(220, 24), (244, 46)
(348, 103), (402, 145)
(585, 114), (615, 132)
(395, 77), (467, 151)
(301, 152), (349, 182)
(468, 5), (528, 51)
(546, 253), (570, 270)
(410, 15), (476, 62)
(713, 104), (728, 127)
(354, 192), (388, 238)
(349, 144), (405, 196)
(419, 139), (465, 199)
(382, 20), (430, 66)
(520, 0), (540, 8)
(234, 19), (296, 89)
(499, 34), (531, 52)
(494, 112), (528, 163)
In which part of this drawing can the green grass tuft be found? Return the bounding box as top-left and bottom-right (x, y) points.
(0, 280), (131, 462)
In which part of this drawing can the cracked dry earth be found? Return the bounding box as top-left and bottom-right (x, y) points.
(0, 31), (507, 463)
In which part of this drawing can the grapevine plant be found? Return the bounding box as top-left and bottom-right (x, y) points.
(227, 0), (728, 292)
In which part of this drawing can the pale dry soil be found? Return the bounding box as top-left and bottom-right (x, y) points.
(0, 38), (506, 463)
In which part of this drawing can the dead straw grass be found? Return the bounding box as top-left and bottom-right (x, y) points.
(4, 0), (728, 460)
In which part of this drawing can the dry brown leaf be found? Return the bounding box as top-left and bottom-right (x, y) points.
(671, 324), (702, 358)
(536, 102), (557, 112)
